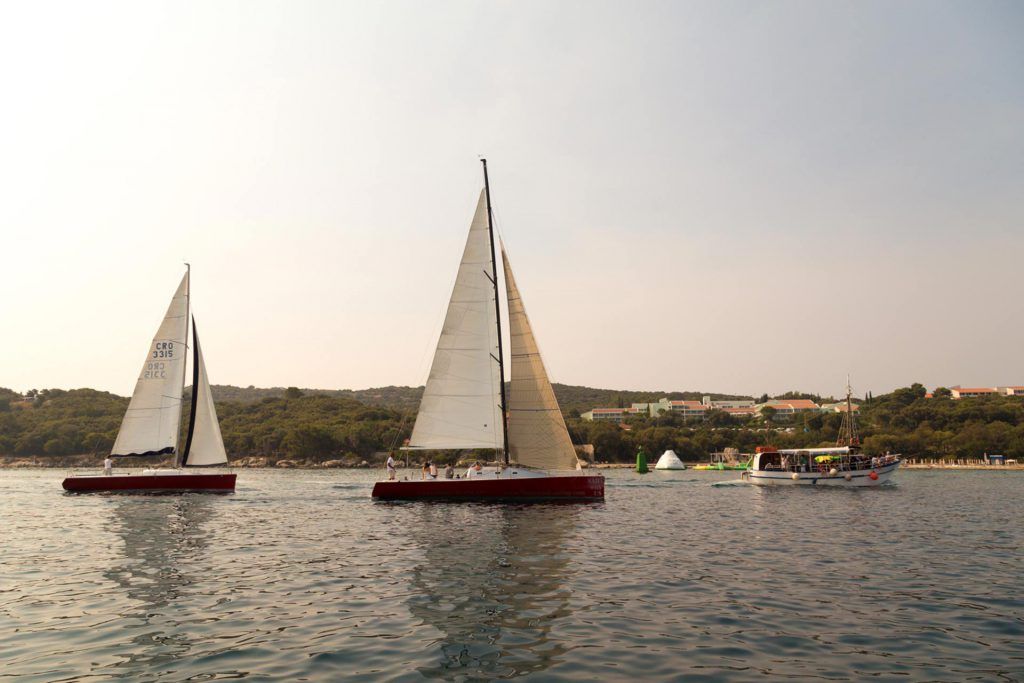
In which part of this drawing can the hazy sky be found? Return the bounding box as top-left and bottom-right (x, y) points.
(2, 1), (1022, 399)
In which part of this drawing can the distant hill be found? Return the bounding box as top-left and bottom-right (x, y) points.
(7, 382), (1019, 463)
(209, 384), (423, 411)
(207, 384), (752, 415)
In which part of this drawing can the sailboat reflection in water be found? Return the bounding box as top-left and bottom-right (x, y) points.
(372, 161), (603, 501)
(100, 495), (215, 675)
(405, 504), (578, 678)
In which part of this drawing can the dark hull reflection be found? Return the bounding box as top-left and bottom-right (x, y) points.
(101, 494), (214, 677)
(404, 504), (581, 680)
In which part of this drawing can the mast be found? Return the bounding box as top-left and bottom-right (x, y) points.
(838, 374), (860, 448)
(482, 159), (510, 465)
(176, 264), (190, 467)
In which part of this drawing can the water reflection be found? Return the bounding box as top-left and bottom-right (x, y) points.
(403, 504), (580, 680)
(102, 494), (214, 677)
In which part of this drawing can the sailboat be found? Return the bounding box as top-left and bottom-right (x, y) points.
(62, 268), (236, 492)
(372, 160), (604, 501)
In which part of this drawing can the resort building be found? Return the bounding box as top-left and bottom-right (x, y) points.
(950, 386), (1001, 399)
(582, 396), (757, 421)
(820, 402), (860, 413)
(580, 406), (648, 423)
(997, 386), (1024, 397)
(756, 399), (820, 416)
(580, 408), (628, 422)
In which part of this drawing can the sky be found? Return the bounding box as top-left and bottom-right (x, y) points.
(1, 0), (1022, 399)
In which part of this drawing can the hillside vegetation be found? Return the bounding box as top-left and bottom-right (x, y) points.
(1, 382), (1022, 463)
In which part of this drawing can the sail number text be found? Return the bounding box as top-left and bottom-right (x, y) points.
(144, 362), (167, 379)
(144, 342), (176, 379)
(151, 342), (176, 359)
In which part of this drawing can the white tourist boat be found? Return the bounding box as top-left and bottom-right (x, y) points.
(743, 381), (900, 487)
(63, 267), (235, 492)
(744, 447), (900, 486)
(371, 160), (603, 501)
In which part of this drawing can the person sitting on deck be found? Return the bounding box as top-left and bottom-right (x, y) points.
(103, 457), (113, 476)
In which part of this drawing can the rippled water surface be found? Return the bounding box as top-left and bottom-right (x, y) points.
(2, 469), (1022, 681)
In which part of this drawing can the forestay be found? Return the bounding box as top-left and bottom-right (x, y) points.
(502, 247), (580, 471)
(408, 191), (503, 450)
(111, 273), (189, 457)
(181, 320), (227, 466)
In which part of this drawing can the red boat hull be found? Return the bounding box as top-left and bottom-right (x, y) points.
(62, 473), (236, 493)
(371, 474), (604, 501)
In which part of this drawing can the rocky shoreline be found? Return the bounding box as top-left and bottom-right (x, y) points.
(2, 456), (1020, 471)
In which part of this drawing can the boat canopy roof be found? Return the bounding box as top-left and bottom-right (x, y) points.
(776, 447), (850, 456)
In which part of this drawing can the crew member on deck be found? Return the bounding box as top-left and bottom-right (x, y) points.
(103, 456), (113, 476)
(466, 461), (483, 478)
(444, 463), (454, 479)
(386, 453), (397, 480)
(428, 461), (438, 479)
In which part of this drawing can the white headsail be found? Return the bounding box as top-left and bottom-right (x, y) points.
(501, 247), (580, 471)
(111, 273), (189, 457)
(408, 191), (504, 450)
(181, 319), (227, 466)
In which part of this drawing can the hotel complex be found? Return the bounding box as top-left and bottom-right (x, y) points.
(581, 384), (1024, 422)
(580, 396), (856, 423)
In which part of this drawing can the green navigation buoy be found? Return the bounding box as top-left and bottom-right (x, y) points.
(636, 446), (649, 474)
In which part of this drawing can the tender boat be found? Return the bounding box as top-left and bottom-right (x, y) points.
(743, 380), (900, 487)
(63, 267), (235, 493)
(372, 160), (604, 502)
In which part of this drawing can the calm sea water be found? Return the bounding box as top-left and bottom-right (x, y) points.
(1, 469), (1022, 681)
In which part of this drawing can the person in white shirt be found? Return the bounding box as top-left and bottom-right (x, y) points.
(103, 457), (113, 476)
(465, 461), (483, 478)
(386, 454), (397, 481)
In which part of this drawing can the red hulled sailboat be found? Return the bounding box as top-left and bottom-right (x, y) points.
(372, 161), (604, 502)
(63, 267), (236, 492)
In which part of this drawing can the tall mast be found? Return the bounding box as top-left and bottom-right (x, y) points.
(838, 374), (860, 448)
(176, 263), (190, 467)
(482, 159), (510, 465)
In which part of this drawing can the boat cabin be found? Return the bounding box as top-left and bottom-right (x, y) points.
(751, 446), (885, 473)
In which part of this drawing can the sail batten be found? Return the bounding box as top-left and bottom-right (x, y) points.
(408, 191), (504, 451)
(501, 247), (580, 471)
(111, 273), (189, 457)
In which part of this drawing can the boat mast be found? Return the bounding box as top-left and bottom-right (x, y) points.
(176, 263), (190, 468)
(838, 374), (860, 448)
(482, 159), (510, 466)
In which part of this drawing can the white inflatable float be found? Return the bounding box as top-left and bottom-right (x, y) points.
(654, 449), (686, 470)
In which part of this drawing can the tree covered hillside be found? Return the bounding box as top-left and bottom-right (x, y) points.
(1, 382), (1022, 462)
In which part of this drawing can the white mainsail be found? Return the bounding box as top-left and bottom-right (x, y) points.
(501, 247), (580, 471)
(182, 320), (227, 466)
(111, 273), (189, 456)
(408, 191), (504, 450)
